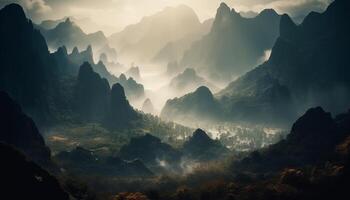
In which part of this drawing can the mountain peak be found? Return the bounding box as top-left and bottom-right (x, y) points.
(71, 47), (79, 55)
(280, 14), (297, 39)
(0, 4), (26, 21)
(258, 9), (278, 18)
(192, 129), (211, 141)
(111, 83), (126, 100)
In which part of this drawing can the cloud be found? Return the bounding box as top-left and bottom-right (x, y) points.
(22, 0), (51, 14)
(0, 0), (334, 33)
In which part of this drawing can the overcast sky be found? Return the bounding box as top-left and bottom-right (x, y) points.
(1, 0), (333, 35)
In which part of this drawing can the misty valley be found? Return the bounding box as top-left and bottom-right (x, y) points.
(1, 0), (350, 200)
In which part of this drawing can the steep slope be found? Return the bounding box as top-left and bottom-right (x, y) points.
(105, 83), (139, 129)
(74, 62), (111, 122)
(219, 0), (350, 119)
(161, 86), (221, 126)
(181, 3), (281, 81)
(108, 5), (203, 62)
(163, 0), (350, 126)
(0, 3), (57, 124)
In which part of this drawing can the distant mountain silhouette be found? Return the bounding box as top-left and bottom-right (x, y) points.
(0, 143), (69, 200)
(180, 3), (281, 81)
(218, 0), (350, 121)
(182, 129), (229, 161)
(105, 83), (139, 129)
(55, 146), (153, 177)
(161, 0), (350, 126)
(52, 45), (144, 101)
(74, 62), (110, 122)
(161, 86), (221, 125)
(153, 18), (214, 63)
(168, 68), (219, 95)
(109, 5), (207, 62)
(39, 18), (110, 55)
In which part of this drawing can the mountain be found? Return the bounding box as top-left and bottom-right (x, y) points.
(39, 18), (108, 52)
(182, 129), (229, 161)
(104, 83), (139, 129)
(160, 86), (221, 126)
(119, 134), (182, 167)
(180, 3), (281, 82)
(167, 68), (219, 95)
(0, 92), (52, 166)
(74, 62), (111, 122)
(0, 143), (69, 200)
(233, 106), (350, 173)
(52, 45), (145, 101)
(161, 0), (350, 126)
(0, 3), (57, 124)
(153, 18), (214, 63)
(142, 98), (155, 114)
(218, 0), (350, 120)
(108, 5), (204, 62)
(216, 67), (296, 124)
(55, 146), (153, 177)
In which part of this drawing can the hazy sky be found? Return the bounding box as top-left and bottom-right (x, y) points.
(1, 0), (333, 35)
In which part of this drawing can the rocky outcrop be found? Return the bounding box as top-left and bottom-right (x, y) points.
(74, 62), (110, 122)
(182, 129), (229, 161)
(105, 83), (138, 129)
(160, 86), (221, 126)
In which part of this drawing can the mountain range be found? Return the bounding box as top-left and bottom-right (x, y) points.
(180, 3), (281, 82)
(108, 5), (212, 63)
(161, 0), (350, 126)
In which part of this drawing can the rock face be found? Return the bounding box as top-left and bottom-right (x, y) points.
(160, 86), (221, 126)
(105, 83), (138, 129)
(0, 4), (55, 124)
(0, 91), (51, 166)
(55, 147), (153, 177)
(0, 143), (69, 200)
(119, 134), (181, 166)
(74, 62), (110, 122)
(181, 3), (281, 81)
(182, 129), (229, 161)
(234, 106), (350, 173)
(109, 5), (204, 62)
